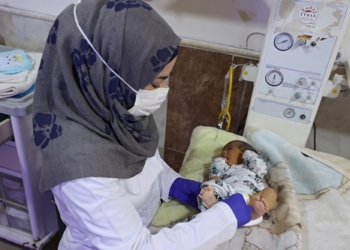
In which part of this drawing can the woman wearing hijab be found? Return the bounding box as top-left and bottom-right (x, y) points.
(32, 0), (252, 249)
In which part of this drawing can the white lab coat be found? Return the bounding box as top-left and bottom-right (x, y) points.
(52, 150), (238, 250)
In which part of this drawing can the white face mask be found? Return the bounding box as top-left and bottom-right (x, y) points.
(128, 87), (169, 117)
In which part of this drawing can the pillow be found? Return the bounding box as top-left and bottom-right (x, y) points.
(150, 126), (248, 227)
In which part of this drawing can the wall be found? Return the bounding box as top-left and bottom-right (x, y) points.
(306, 94), (350, 158)
(165, 47), (256, 171)
(0, 0), (349, 162)
(0, 0), (272, 51)
(3, 0), (349, 55)
(0, 0), (72, 16)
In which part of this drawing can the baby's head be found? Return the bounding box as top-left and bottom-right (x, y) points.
(221, 140), (257, 165)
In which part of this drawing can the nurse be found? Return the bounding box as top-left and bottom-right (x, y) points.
(32, 0), (252, 249)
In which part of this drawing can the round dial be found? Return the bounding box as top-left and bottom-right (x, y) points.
(265, 70), (284, 86)
(274, 32), (294, 51)
(283, 108), (295, 118)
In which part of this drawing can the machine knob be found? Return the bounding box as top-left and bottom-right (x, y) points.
(294, 92), (302, 99)
(299, 78), (307, 86)
(296, 38), (306, 46)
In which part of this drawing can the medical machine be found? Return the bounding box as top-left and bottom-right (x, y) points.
(243, 0), (350, 147)
(0, 45), (58, 249)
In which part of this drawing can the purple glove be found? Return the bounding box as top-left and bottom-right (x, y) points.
(169, 178), (201, 209)
(222, 194), (252, 227)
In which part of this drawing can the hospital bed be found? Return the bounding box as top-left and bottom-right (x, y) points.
(149, 125), (350, 249)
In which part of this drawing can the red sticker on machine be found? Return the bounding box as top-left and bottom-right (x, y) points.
(298, 4), (319, 24)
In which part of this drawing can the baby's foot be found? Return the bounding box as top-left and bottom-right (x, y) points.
(198, 185), (218, 209)
(251, 197), (268, 220)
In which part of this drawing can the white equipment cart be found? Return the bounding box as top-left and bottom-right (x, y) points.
(0, 45), (58, 249)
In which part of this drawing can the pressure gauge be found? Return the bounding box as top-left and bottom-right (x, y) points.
(274, 32), (294, 51)
(283, 108), (296, 118)
(265, 70), (284, 86)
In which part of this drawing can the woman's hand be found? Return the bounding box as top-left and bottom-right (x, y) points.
(169, 178), (201, 209)
(222, 194), (252, 227)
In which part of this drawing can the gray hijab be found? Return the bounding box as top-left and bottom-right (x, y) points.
(33, 0), (180, 192)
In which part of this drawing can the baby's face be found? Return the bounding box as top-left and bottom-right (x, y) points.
(221, 143), (243, 165)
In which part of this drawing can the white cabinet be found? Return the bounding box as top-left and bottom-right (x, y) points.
(0, 49), (58, 248)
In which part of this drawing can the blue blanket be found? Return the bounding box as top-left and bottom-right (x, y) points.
(247, 127), (350, 250)
(248, 128), (343, 194)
